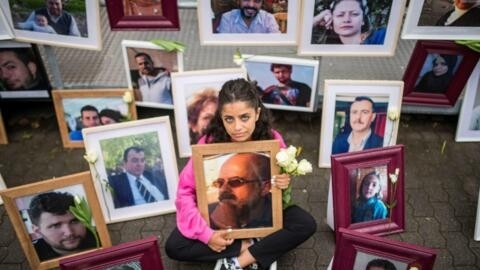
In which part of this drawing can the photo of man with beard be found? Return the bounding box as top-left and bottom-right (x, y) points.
(215, 0), (280, 33)
(332, 96), (384, 155)
(208, 153), (272, 229)
(28, 191), (97, 261)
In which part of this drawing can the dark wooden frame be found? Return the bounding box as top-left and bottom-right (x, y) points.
(105, 0), (179, 30)
(331, 145), (405, 239)
(403, 40), (480, 107)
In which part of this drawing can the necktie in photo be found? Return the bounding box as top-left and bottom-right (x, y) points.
(136, 178), (156, 203)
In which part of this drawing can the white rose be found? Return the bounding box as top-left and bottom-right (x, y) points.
(387, 108), (400, 121)
(284, 159), (298, 174)
(123, 91), (133, 103)
(83, 150), (98, 164)
(297, 159), (313, 175)
(286, 145), (297, 160)
(276, 150), (290, 167)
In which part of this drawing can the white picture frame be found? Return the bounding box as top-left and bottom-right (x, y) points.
(1, 0), (102, 50)
(82, 117), (179, 223)
(171, 68), (246, 158)
(197, 0), (299, 45)
(318, 80), (403, 168)
(121, 40), (184, 109)
(298, 0), (406, 56)
(0, 7), (14, 40)
(242, 54), (320, 112)
(402, 0), (480, 40)
(455, 61), (480, 142)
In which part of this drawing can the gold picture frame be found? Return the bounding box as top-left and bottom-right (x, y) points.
(192, 140), (282, 239)
(52, 89), (137, 148)
(0, 171), (112, 270)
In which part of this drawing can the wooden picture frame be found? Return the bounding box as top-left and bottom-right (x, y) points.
(0, 173), (6, 204)
(0, 108), (7, 144)
(331, 145), (405, 238)
(197, 0), (299, 45)
(191, 140), (282, 239)
(0, 41), (51, 100)
(82, 116), (178, 223)
(121, 39), (184, 109)
(332, 228), (437, 270)
(1, 0), (102, 50)
(402, 40), (480, 107)
(105, 0), (179, 30)
(242, 54), (320, 112)
(318, 80), (403, 168)
(402, 0), (480, 40)
(51, 89), (137, 148)
(0, 171), (112, 270)
(171, 68), (246, 157)
(298, 0), (406, 56)
(59, 235), (163, 270)
(456, 60), (480, 142)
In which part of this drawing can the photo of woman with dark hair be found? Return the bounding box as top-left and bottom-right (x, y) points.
(414, 53), (459, 94)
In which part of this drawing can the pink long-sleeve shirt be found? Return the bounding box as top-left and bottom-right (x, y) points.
(175, 130), (287, 244)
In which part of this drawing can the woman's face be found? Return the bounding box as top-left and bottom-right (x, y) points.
(192, 101), (217, 134)
(432, 56), (449, 77)
(220, 101), (260, 142)
(332, 1), (364, 38)
(361, 176), (380, 199)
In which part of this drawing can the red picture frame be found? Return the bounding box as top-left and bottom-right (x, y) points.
(402, 40), (480, 107)
(105, 0), (180, 30)
(331, 145), (405, 239)
(59, 236), (163, 270)
(332, 228), (437, 270)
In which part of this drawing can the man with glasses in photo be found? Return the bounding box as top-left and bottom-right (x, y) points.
(216, 0), (280, 33)
(208, 152), (272, 229)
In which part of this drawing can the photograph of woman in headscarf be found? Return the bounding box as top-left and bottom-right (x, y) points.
(414, 53), (460, 94)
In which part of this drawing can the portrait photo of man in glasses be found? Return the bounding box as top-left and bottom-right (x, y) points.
(208, 152), (272, 230)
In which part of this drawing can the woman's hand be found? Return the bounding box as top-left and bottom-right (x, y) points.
(313, 9), (333, 29)
(207, 229), (234, 253)
(271, 173), (291, 189)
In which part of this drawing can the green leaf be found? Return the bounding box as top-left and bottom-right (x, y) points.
(150, 39), (186, 52)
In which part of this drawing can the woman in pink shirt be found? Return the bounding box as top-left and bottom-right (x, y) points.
(165, 78), (316, 270)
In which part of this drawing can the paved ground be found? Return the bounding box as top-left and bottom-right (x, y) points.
(1, 102), (480, 269)
(1, 4), (480, 270)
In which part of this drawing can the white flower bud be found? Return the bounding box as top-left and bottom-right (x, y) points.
(123, 91), (133, 103)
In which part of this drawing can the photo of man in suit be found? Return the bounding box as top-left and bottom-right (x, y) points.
(108, 146), (169, 208)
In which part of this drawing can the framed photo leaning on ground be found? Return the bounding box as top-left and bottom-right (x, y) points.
(402, 40), (480, 107)
(318, 80), (403, 168)
(82, 116), (178, 223)
(298, 0), (406, 56)
(171, 68), (246, 158)
(0, 172), (111, 270)
(192, 140), (282, 239)
(1, 0), (102, 50)
(59, 235), (164, 270)
(456, 61), (480, 142)
(197, 0), (299, 45)
(332, 228), (437, 270)
(0, 41), (51, 100)
(0, 7), (14, 40)
(105, 0), (179, 30)
(121, 39), (184, 109)
(52, 89), (137, 148)
(402, 0), (480, 40)
(242, 54), (320, 112)
(331, 145), (405, 238)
